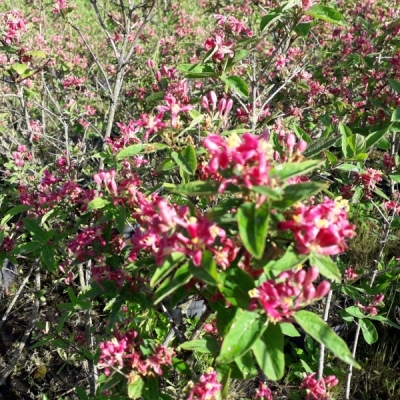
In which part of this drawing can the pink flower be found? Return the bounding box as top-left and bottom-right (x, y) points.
(98, 330), (173, 377)
(156, 94), (192, 128)
(343, 266), (359, 281)
(254, 382), (273, 399)
(278, 197), (356, 255)
(301, 373), (338, 400)
(188, 370), (221, 400)
(249, 267), (330, 322)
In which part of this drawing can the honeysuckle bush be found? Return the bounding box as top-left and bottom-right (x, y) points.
(2, 0), (400, 399)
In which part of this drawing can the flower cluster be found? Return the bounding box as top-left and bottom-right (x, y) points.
(202, 133), (274, 193)
(249, 267), (330, 322)
(301, 373), (338, 400)
(356, 168), (383, 198)
(356, 294), (384, 316)
(343, 266), (359, 281)
(98, 330), (173, 377)
(278, 197), (356, 255)
(0, 10), (28, 44)
(254, 382), (273, 400)
(127, 197), (230, 267)
(187, 369), (222, 400)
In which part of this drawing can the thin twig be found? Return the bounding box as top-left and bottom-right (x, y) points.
(0, 265), (34, 330)
(0, 264), (40, 386)
(78, 262), (97, 396)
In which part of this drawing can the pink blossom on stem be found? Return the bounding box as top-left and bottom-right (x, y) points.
(278, 197), (356, 255)
(301, 373), (338, 400)
(249, 267), (330, 322)
(254, 382), (273, 399)
(187, 369), (221, 400)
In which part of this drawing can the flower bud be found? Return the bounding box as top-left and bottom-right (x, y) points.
(218, 98), (226, 117)
(209, 91), (217, 111)
(285, 133), (296, 152)
(224, 98), (233, 117)
(146, 59), (155, 69)
(201, 96), (209, 111)
(303, 284), (316, 302)
(315, 280), (331, 298)
(303, 266), (319, 286)
(296, 140), (307, 153)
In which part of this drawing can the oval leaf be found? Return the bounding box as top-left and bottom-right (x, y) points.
(252, 323), (284, 380)
(237, 202), (269, 259)
(294, 310), (360, 368)
(217, 310), (266, 364)
(307, 5), (344, 25)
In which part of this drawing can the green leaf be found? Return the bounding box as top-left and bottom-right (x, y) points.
(389, 79), (400, 94)
(221, 128), (252, 136)
(217, 310), (266, 364)
(180, 336), (220, 354)
(303, 135), (340, 158)
(343, 306), (366, 319)
(345, 153), (368, 161)
(293, 124), (311, 142)
(24, 50), (46, 58)
(294, 310), (360, 368)
(272, 182), (328, 209)
(145, 91), (164, 102)
(154, 263), (192, 305)
(56, 311), (71, 334)
(86, 197), (110, 211)
(390, 174), (400, 183)
(375, 137), (391, 150)
(324, 150), (338, 165)
(177, 63), (219, 78)
(30, 335), (55, 349)
(307, 5), (344, 25)
(260, 10), (282, 31)
(224, 76), (249, 97)
(392, 106), (400, 122)
(251, 186), (282, 200)
(116, 143), (168, 160)
(309, 253), (341, 282)
(150, 252), (185, 288)
(41, 246), (55, 272)
(335, 164), (360, 172)
(172, 358), (191, 376)
(75, 386), (89, 400)
(366, 125), (391, 150)
(10, 62), (29, 75)
(189, 251), (220, 286)
(231, 49), (249, 64)
(1, 205), (30, 225)
(293, 22), (312, 37)
(128, 377), (144, 399)
(234, 351), (258, 379)
(264, 245), (308, 273)
(280, 322), (301, 337)
(143, 378), (160, 400)
(271, 160), (323, 181)
(253, 323), (284, 380)
(359, 318), (378, 344)
(219, 268), (254, 309)
(116, 144), (144, 159)
(171, 146), (197, 175)
(23, 218), (47, 243)
(347, 134), (366, 155)
(237, 202), (269, 259)
(170, 180), (220, 196)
